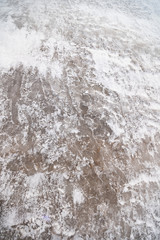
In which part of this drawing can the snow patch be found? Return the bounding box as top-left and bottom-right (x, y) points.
(73, 188), (85, 205)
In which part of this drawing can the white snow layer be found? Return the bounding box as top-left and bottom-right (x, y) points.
(73, 188), (85, 205)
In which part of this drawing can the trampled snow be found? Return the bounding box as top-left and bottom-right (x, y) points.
(0, 0), (160, 239)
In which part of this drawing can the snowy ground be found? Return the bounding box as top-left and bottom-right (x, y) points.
(0, 0), (160, 239)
